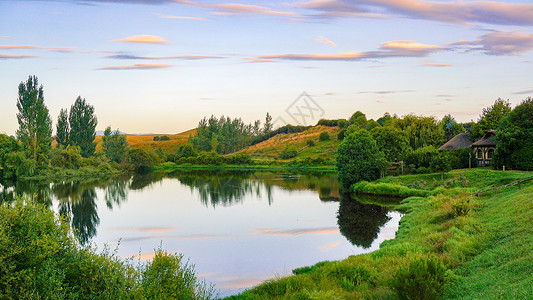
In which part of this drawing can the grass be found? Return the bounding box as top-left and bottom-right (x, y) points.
(226, 168), (533, 299)
(94, 129), (195, 153)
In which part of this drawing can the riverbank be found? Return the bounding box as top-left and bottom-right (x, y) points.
(226, 168), (533, 299)
(153, 162), (337, 173)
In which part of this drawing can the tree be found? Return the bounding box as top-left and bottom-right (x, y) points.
(430, 152), (452, 179)
(319, 131), (330, 141)
(471, 98), (511, 139)
(263, 112), (273, 135)
(128, 148), (160, 173)
(336, 129), (388, 191)
(16, 75), (53, 164)
(69, 96), (97, 157)
(493, 97), (533, 170)
(371, 126), (410, 162)
(102, 126), (129, 163)
(439, 114), (466, 141)
(56, 108), (70, 148)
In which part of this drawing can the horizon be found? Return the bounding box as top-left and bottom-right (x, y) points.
(2, 0), (533, 136)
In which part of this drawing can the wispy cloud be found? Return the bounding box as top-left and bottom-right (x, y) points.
(257, 40), (442, 62)
(175, 0), (300, 17)
(315, 36), (336, 46)
(107, 54), (221, 60)
(450, 30), (533, 56)
(96, 63), (173, 70)
(157, 13), (213, 21)
(112, 35), (169, 44)
(244, 57), (274, 63)
(178, 234), (226, 239)
(0, 36), (12, 40)
(295, 0), (533, 26)
(422, 61), (454, 67)
(0, 45), (75, 52)
(359, 90), (415, 94)
(0, 53), (37, 59)
(249, 227), (339, 236)
(514, 89), (533, 95)
(319, 241), (341, 252)
(107, 226), (178, 233)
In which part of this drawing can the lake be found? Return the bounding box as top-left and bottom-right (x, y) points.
(0, 170), (402, 296)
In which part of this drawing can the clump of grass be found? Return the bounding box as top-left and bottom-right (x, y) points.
(352, 181), (431, 198)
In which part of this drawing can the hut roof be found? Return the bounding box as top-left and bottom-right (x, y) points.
(438, 133), (473, 151)
(472, 130), (496, 147)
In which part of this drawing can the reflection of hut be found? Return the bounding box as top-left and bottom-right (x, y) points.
(471, 130), (496, 166)
(438, 133), (473, 151)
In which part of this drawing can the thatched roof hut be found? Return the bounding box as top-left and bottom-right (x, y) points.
(438, 133), (473, 151)
(471, 130), (496, 147)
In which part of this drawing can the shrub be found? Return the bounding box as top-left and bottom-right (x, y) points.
(391, 256), (450, 300)
(50, 146), (83, 169)
(128, 148), (160, 173)
(153, 136), (160, 141)
(319, 131), (330, 141)
(279, 147), (298, 159)
(451, 198), (471, 217)
(306, 139), (315, 147)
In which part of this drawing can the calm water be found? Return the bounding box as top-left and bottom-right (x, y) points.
(0, 170), (401, 296)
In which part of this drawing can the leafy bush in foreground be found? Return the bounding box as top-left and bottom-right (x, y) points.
(0, 200), (214, 299)
(392, 256), (450, 300)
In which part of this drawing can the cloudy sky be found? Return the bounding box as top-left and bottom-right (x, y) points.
(1, 0), (533, 135)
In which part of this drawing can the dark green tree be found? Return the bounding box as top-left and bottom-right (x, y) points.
(69, 96), (97, 157)
(336, 129), (388, 191)
(371, 126), (410, 162)
(55, 108), (70, 148)
(16, 75), (53, 164)
(263, 112), (273, 135)
(493, 97), (533, 170)
(471, 98), (511, 139)
(102, 126), (129, 163)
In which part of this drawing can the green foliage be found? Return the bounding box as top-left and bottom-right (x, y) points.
(16, 75), (53, 165)
(393, 114), (444, 150)
(430, 151), (452, 178)
(0, 134), (21, 179)
(153, 135), (170, 141)
(190, 115), (263, 154)
(451, 198), (471, 217)
(316, 118), (348, 128)
(405, 146), (439, 170)
(319, 131), (330, 141)
(306, 139), (315, 147)
(56, 108), (70, 148)
(49, 146), (83, 169)
(371, 126), (410, 162)
(279, 147), (298, 159)
(439, 114), (466, 141)
(493, 97), (533, 170)
(263, 112), (273, 135)
(0, 200), (214, 299)
(351, 181), (431, 197)
(178, 143), (197, 158)
(391, 256), (450, 300)
(69, 96), (98, 158)
(348, 111), (366, 126)
(336, 129), (388, 191)
(128, 148), (160, 173)
(471, 98), (511, 140)
(102, 126), (129, 163)
(2, 152), (36, 179)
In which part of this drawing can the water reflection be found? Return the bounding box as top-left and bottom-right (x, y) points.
(337, 195), (392, 248)
(0, 171), (396, 250)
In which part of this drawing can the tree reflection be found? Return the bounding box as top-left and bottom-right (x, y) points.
(337, 195), (391, 248)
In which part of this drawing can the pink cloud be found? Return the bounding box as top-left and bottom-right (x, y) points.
(315, 36), (337, 46)
(96, 63), (173, 70)
(449, 30), (533, 56)
(175, 0), (300, 17)
(112, 35), (169, 44)
(295, 0), (533, 26)
(0, 53), (37, 59)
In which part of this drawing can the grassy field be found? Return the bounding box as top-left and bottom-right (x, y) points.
(226, 168), (533, 299)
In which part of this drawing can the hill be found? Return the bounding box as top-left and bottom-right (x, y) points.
(94, 129), (195, 153)
(237, 125), (341, 164)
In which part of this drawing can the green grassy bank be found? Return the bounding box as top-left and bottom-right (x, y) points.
(153, 162), (337, 173)
(226, 168), (533, 299)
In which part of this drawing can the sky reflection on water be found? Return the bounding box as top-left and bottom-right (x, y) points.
(0, 170), (401, 296)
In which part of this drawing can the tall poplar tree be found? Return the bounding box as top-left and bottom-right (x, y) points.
(69, 96), (97, 157)
(16, 75), (53, 164)
(56, 108), (70, 148)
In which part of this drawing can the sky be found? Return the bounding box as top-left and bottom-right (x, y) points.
(1, 0), (533, 135)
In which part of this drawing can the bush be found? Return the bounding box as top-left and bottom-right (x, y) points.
(50, 146), (83, 169)
(451, 198), (471, 217)
(391, 256), (450, 300)
(306, 139), (315, 147)
(128, 148), (160, 173)
(279, 147), (298, 159)
(0, 200), (214, 300)
(319, 131), (330, 141)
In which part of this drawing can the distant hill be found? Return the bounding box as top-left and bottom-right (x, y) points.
(94, 129), (196, 153)
(237, 125), (341, 164)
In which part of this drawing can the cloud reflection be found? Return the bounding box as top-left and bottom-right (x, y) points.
(250, 227), (339, 236)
